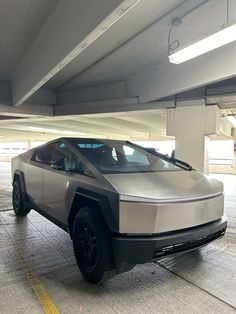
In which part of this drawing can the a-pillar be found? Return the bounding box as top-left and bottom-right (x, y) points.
(167, 104), (220, 174)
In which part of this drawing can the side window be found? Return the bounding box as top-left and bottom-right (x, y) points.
(32, 142), (93, 177)
(33, 145), (53, 165)
(51, 142), (94, 177)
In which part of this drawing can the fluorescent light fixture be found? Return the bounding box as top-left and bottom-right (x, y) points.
(169, 23), (236, 64)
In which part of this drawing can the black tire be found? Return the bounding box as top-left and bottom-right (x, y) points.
(12, 180), (30, 216)
(72, 207), (115, 283)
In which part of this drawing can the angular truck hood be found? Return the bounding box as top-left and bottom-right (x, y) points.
(104, 171), (223, 203)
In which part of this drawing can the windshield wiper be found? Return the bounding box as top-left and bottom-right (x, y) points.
(127, 142), (194, 171)
(167, 156), (193, 171)
(154, 151), (193, 171)
(141, 147), (193, 171)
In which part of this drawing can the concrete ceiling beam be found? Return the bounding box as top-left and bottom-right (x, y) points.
(0, 128), (111, 141)
(206, 85), (236, 106)
(54, 98), (174, 116)
(37, 118), (150, 137)
(0, 129), (55, 141)
(116, 113), (166, 129)
(127, 41), (236, 103)
(57, 81), (128, 105)
(89, 117), (165, 134)
(126, 0), (236, 103)
(207, 85), (236, 96)
(206, 95), (236, 105)
(12, 0), (141, 106)
(0, 102), (53, 117)
(0, 81), (11, 103)
(0, 122), (113, 139)
(23, 120), (132, 138)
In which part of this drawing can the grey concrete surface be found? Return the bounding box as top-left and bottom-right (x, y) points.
(0, 162), (235, 313)
(0, 162), (12, 211)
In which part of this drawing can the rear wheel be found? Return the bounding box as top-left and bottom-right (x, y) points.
(12, 180), (30, 216)
(72, 207), (115, 283)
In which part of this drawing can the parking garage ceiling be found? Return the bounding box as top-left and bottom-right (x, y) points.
(1, 0), (236, 140)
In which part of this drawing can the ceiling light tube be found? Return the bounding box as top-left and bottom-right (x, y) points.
(169, 23), (236, 64)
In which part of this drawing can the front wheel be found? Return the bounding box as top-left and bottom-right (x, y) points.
(12, 180), (30, 216)
(72, 207), (115, 283)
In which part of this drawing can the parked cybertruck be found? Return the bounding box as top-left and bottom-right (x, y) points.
(11, 138), (227, 283)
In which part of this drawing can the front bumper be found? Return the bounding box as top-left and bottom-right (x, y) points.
(113, 216), (227, 274)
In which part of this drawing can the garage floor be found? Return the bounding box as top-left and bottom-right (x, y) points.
(0, 162), (235, 314)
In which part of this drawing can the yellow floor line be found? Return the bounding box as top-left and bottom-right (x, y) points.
(13, 246), (60, 314)
(0, 215), (60, 314)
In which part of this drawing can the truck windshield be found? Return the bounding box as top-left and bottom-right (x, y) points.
(70, 139), (183, 174)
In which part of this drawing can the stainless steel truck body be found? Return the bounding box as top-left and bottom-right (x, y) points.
(11, 138), (227, 283)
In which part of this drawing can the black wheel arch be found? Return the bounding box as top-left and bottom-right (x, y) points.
(13, 169), (24, 183)
(12, 170), (31, 214)
(13, 170), (28, 201)
(68, 188), (119, 238)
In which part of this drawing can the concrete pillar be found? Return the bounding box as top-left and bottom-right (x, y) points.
(234, 142), (236, 175)
(27, 140), (33, 150)
(233, 129), (236, 175)
(167, 105), (220, 174)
